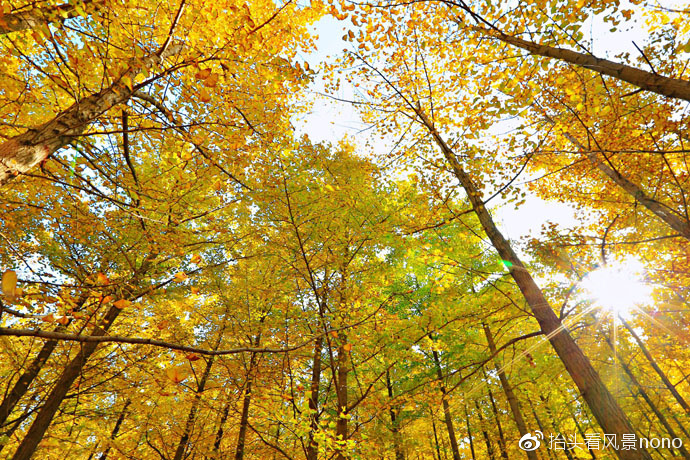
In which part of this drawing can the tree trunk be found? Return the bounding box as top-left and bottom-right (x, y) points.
(601, 331), (690, 459)
(527, 398), (556, 460)
(334, 339), (349, 460)
(475, 399), (496, 460)
(0, 44), (183, 186)
(482, 368), (508, 460)
(431, 409), (445, 460)
(463, 404), (476, 460)
(11, 304), (123, 460)
(416, 108), (651, 460)
(554, 123), (690, 241)
(234, 334), (261, 460)
(472, 26), (690, 102)
(306, 336), (323, 460)
(563, 401), (597, 460)
(172, 356), (215, 460)
(432, 350), (462, 460)
(210, 400), (231, 458)
(98, 399), (131, 460)
(386, 370), (405, 460)
(483, 323), (537, 460)
(0, 296), (88, 428)
(620, 317), (690, 414)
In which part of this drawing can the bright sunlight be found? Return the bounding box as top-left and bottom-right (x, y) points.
(579, 259), (653, 315)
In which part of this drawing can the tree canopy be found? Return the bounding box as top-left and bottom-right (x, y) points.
(1, 1), (689, 459)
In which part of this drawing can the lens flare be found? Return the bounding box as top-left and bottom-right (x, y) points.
(579, 259), (652, 315)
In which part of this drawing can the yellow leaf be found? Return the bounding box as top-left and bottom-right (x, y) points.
(190, 286), (200, 294)
(41, 313), (55, 323)
(96, 272), (109, 285)
(121, 75), (133, 91)
(113, 299), (131, 309)
(204, 73), (219, 88)
(195, 68), (212, 80)
(191, 254), (202, 264)
(343, 343), (353, 352)
(199, 88), (212, 103)
(2, 270), (17, 299)
(165, 366), (187, 384)
(174, 272), (188, 282)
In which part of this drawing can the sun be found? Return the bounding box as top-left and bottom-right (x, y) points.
(579, 259), (653, 315)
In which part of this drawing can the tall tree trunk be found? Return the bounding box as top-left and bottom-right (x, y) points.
(210, 400), (231, 458)
(482, 368), (508, 460)
(0, 296), (88, 428)
(483, 323), (537, 460)
(415, 108), (651, 460)
(11, 304), (124, 460)
(386, 370), (405, 460)
(554, 121), (690, 241)
(601, 330), (690, 459)
(432, 350), (462, 460)
(563, 400), (597, 460)
(172, 356), (215, 460)
(334, 339), (349, 460)
(463, 404), (476, 460)
(306, 336), (323, 460)
(527, 398), (556, 460)
(619, 317), (690, 414)
(470, 25), (690, 102)
(0, 44), (183, 186)
(474, 399), (496, 460)
(431, 408), (445, 460)
(98, 399), (131, 460)
(234, 334), (261, 460)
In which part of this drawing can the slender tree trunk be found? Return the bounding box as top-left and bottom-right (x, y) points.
(334, 339), (349, 460)
(431, 408), (445, 460)
(601, 331), (690, 459)
(619, 317), (690, 414)
(234, 334), (261, 460)
(0, 0), (102, 35)
(475, 399), (496, 460)
(527, 398), (556, 460)
(482, 370), (508, 460)
(306, 336), (323, 460)
(564, 401), (597, 459)
(432, 350), (462, 460)
(98, 399), (131, 460)
(0, 44), (183, 186)
(471, 25), (690, 102)
(386, 370), (405, 460)
(172, 356), (215, 460)
(483, 323), (537, 460)
(0, 296), (88, 428)
(11, 304), (123, 460)
(554, 122), (690, 241)
(463, 404), (476, 460)
(416, 108), (651, 460)
(210, 400), (231, 458)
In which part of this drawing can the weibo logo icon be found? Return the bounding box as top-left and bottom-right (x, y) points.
(518, 431), (543, 451)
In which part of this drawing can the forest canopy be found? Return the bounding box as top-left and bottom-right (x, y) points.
(0, 0), (689, 459)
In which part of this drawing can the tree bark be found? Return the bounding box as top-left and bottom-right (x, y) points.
(386, 370), (405, 460)
(11, 304), (123, 460)
(475, 399), (496, 460)
(98, 399), (131, 460)
(554, 124), (690, 241)
(432, 350), (462, 460)
(482, 368), (509, 460)
(334, 339), (349, 460)
(483, 323), (537, 460)
(619, 317), (690, 414)
(210, 400), (231, 458)
(473, 26), (690, 102)
(0, 44), (183, 186)
(172, 356), (215, 460)
(416, 108), (651, 460)
(306, 336), (323, 460)
(234, 334), (261, 460)
(463, 404), (476, 460)
(601, 331), (690, 459)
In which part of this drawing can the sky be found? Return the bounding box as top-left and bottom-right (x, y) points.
(293, 3), (657, 243)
